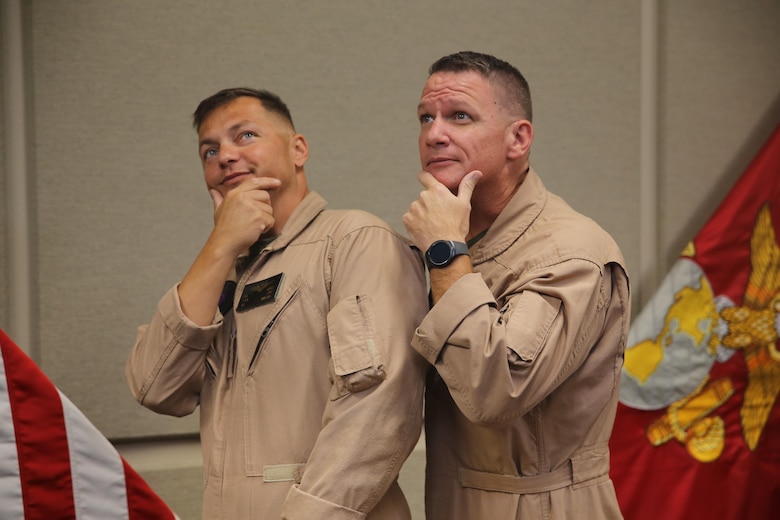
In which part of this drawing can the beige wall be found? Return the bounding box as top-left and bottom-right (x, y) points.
(2, 1), (779, 518)
(1, 4), (6, 333)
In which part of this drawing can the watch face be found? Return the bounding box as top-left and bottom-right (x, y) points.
(427, 241), (453, 267)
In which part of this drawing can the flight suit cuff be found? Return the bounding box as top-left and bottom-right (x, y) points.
(158, 284), (222, 351)
(282, 484), (366, 520)
(411, 273), (494, 365)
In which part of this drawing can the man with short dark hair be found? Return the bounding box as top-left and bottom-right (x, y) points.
(403, 51), (630, 519)
(127, 87), (428, 519)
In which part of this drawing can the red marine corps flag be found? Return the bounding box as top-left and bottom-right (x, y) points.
(610, 124), (780, 519)
(0, 329), (180, 520)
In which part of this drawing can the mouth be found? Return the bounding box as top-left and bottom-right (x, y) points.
(223, 171), (252, 188)
(426, 157), (458, 169)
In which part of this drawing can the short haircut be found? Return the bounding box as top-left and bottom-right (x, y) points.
(192, 87), (295, 131)
(429, 51), (532, 122)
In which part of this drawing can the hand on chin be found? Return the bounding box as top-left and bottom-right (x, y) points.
(427, 165), (466, 194)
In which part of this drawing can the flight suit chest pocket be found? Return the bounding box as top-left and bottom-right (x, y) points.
(327, 294), (386, 400)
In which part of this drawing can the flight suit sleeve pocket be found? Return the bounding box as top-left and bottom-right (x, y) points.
(505, 291), (561, 366)
(327, 295), (386, 400)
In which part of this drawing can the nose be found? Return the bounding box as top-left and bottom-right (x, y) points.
(218, 142), (239, 166)
(422, 118), (449, 147)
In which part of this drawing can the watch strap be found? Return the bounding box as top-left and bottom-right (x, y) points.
(450, 241), (469, 258)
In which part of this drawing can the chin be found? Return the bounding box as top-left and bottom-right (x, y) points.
(430, 171), (465, 193)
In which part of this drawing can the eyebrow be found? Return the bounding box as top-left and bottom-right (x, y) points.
(417, 99), (476, 115)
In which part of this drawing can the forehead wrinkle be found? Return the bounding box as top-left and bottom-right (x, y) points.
(420, 74), (496, 111)
(419, 88), (476, 115)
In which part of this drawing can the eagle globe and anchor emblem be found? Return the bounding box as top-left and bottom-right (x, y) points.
(620, 204), (780, 462)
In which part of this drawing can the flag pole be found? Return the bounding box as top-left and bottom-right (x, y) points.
(2, 0), (34, 355)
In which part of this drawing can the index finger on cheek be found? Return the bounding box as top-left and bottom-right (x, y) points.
(417, 170), (438, 188)
(251, 177), (283, 189)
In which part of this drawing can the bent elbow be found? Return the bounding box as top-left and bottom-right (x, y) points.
(137, 391), (198, 418)
(126, 370), (198, 418)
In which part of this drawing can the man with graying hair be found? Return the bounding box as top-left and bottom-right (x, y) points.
(403, 51), (630, 519)
(127, 87), (428, 519)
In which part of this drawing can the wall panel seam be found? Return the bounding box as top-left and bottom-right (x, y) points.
(639, 0), (660, 308)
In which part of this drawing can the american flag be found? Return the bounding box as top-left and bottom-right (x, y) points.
(0, 329), (180, 520)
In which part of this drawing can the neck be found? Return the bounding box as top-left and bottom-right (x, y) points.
(269, 173), (309, 235)
(468, 166), (529, 239)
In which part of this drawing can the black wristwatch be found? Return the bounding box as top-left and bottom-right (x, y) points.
(425, 240), (469, 269)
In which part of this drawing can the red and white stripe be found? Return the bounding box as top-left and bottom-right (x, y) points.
(0, 329), (180, 520)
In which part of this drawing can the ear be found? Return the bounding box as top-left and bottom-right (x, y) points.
(507, 120), (533, 160)
(292, 133), (309, 168)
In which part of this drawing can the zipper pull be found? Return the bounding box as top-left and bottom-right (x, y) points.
(248, 318), (276, 371)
